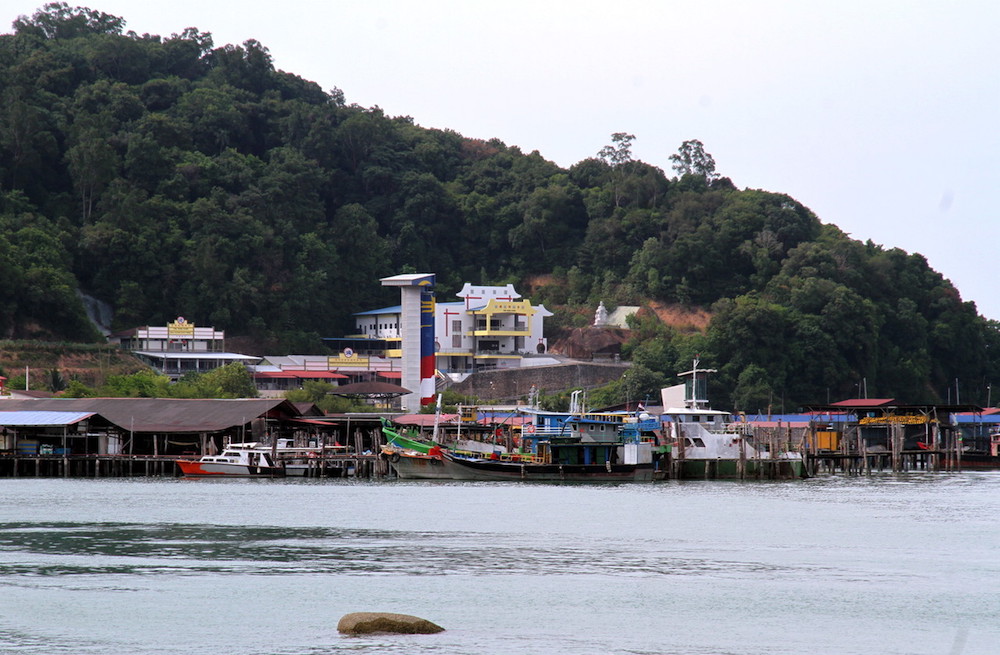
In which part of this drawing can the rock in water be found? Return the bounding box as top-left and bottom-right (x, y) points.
(337, 612), (444, 635)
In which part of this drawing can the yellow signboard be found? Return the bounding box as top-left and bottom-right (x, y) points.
(167, 317), (195, 337)
(328, 354), (370, 368)
(475, 299), (536, 316)
(858, 414), (932, 425)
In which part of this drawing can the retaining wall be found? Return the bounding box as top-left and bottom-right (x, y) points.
(451, 362), (629, 401)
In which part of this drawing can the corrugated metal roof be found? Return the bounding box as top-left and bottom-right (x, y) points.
(393, 413), (460, 427)
(254, 370), (348, 379)
(134, 351), (260, 361)
(331, 382), (411, 395)
(746, 420), (811, 428)
(0, 398), (299, 433)
(828, 398), (896, 407)
(353, 305), (402, 316)
(291, 402), (324, 417)
(281, 370), (349, 379)
(0, 410), (96, 427)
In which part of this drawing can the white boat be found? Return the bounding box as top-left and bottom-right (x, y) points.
(662, 359), (806, 479)
(175, 442), (284, 477)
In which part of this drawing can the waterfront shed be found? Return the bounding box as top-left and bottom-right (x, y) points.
(0, 410), (118, 455)
(0, 398), (309, 456)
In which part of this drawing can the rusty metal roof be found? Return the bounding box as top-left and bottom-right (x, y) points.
(0, 398), (300, 433)
(828, 398), (896, 407)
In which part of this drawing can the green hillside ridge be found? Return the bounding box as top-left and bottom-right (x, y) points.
(1, 3), (998, 409)
(0, 340), (147, 389)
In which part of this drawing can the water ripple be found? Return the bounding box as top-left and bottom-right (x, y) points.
(0, 521), (820, 580)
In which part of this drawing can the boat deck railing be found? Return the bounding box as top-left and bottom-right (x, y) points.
(451, 449), (546, 464)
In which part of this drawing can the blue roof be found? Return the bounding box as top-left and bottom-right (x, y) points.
(0, 411), (96, 427)
(354, 305), (402, 316)
(954, 414), (1000, 424)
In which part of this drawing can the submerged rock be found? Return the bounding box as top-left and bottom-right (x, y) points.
(337, 612), (444, 635)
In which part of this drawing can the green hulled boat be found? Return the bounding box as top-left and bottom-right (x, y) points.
(380, 418), (434, 454)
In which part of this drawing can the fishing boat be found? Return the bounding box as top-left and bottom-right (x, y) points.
(662, 359), (807, 480)
(381, 444), (455, 479)
(380, 417), (434, 454)
(175, 443), (285, 477)
(385, 411), (655, 482)
(949, 426), (1000, 469)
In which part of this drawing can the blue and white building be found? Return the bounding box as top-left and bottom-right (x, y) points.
(352, 283), (553, 381)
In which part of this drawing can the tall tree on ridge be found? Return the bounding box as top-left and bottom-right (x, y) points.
(670, 139), (718, 182)
(598, 132), (635, 207)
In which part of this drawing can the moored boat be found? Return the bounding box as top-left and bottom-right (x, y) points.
(380, 417), (435, 454)
(435, 442), (653, 482)
(381, 445), (454, 479)
(175, 443), (285, 477)
(385, 411), (655, 482)
(662, 359), (807, 480)
(952, 426), (1000, 469)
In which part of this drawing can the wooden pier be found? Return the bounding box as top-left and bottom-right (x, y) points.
(800, 419), (975, 476)
(0, 453), (385, 478)
(804, 448), (973, 476)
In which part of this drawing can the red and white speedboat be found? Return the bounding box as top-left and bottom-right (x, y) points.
(175, 444), (285, 477)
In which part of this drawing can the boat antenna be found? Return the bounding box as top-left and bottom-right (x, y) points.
(678, 357), (717, 410)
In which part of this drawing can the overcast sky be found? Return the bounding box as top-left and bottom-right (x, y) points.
(5, 1), (998, 320)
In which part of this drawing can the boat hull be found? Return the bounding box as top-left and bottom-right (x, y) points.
(385, 451), (455, 480)
(947, 453), (1000, 470)
(389, 451), (652, 482)
(175, 459), (285, 477)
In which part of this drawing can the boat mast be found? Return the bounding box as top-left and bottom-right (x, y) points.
(679, 357), (717, 410)
(432, 393), (442, 443)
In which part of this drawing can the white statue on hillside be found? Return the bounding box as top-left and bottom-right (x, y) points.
(594, 301), (608, 327)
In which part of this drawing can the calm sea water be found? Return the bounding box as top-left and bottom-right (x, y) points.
(1, 473), (998, 655)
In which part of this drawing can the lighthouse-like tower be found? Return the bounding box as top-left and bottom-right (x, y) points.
(380, 273), (436, 410)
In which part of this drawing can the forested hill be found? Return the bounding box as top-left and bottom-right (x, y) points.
(1, 4), (998, 408)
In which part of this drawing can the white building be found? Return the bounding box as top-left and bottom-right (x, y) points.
(353, 283), (553, 381)
(108, 317), (260, 380)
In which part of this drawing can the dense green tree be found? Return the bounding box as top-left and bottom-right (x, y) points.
(508, 178), (586, 272)
(0, 5), (997, 408)
(597, 132), (635, 207)
(199, 361), (258, 398)
(13, 3), (125, 40)
(101, 369), (172, 397)
(669, 139), (718, 182)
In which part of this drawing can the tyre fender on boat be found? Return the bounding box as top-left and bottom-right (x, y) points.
(389, 452), (400, 463)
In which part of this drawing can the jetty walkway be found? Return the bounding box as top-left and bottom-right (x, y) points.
(0, 452), (383, 478)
